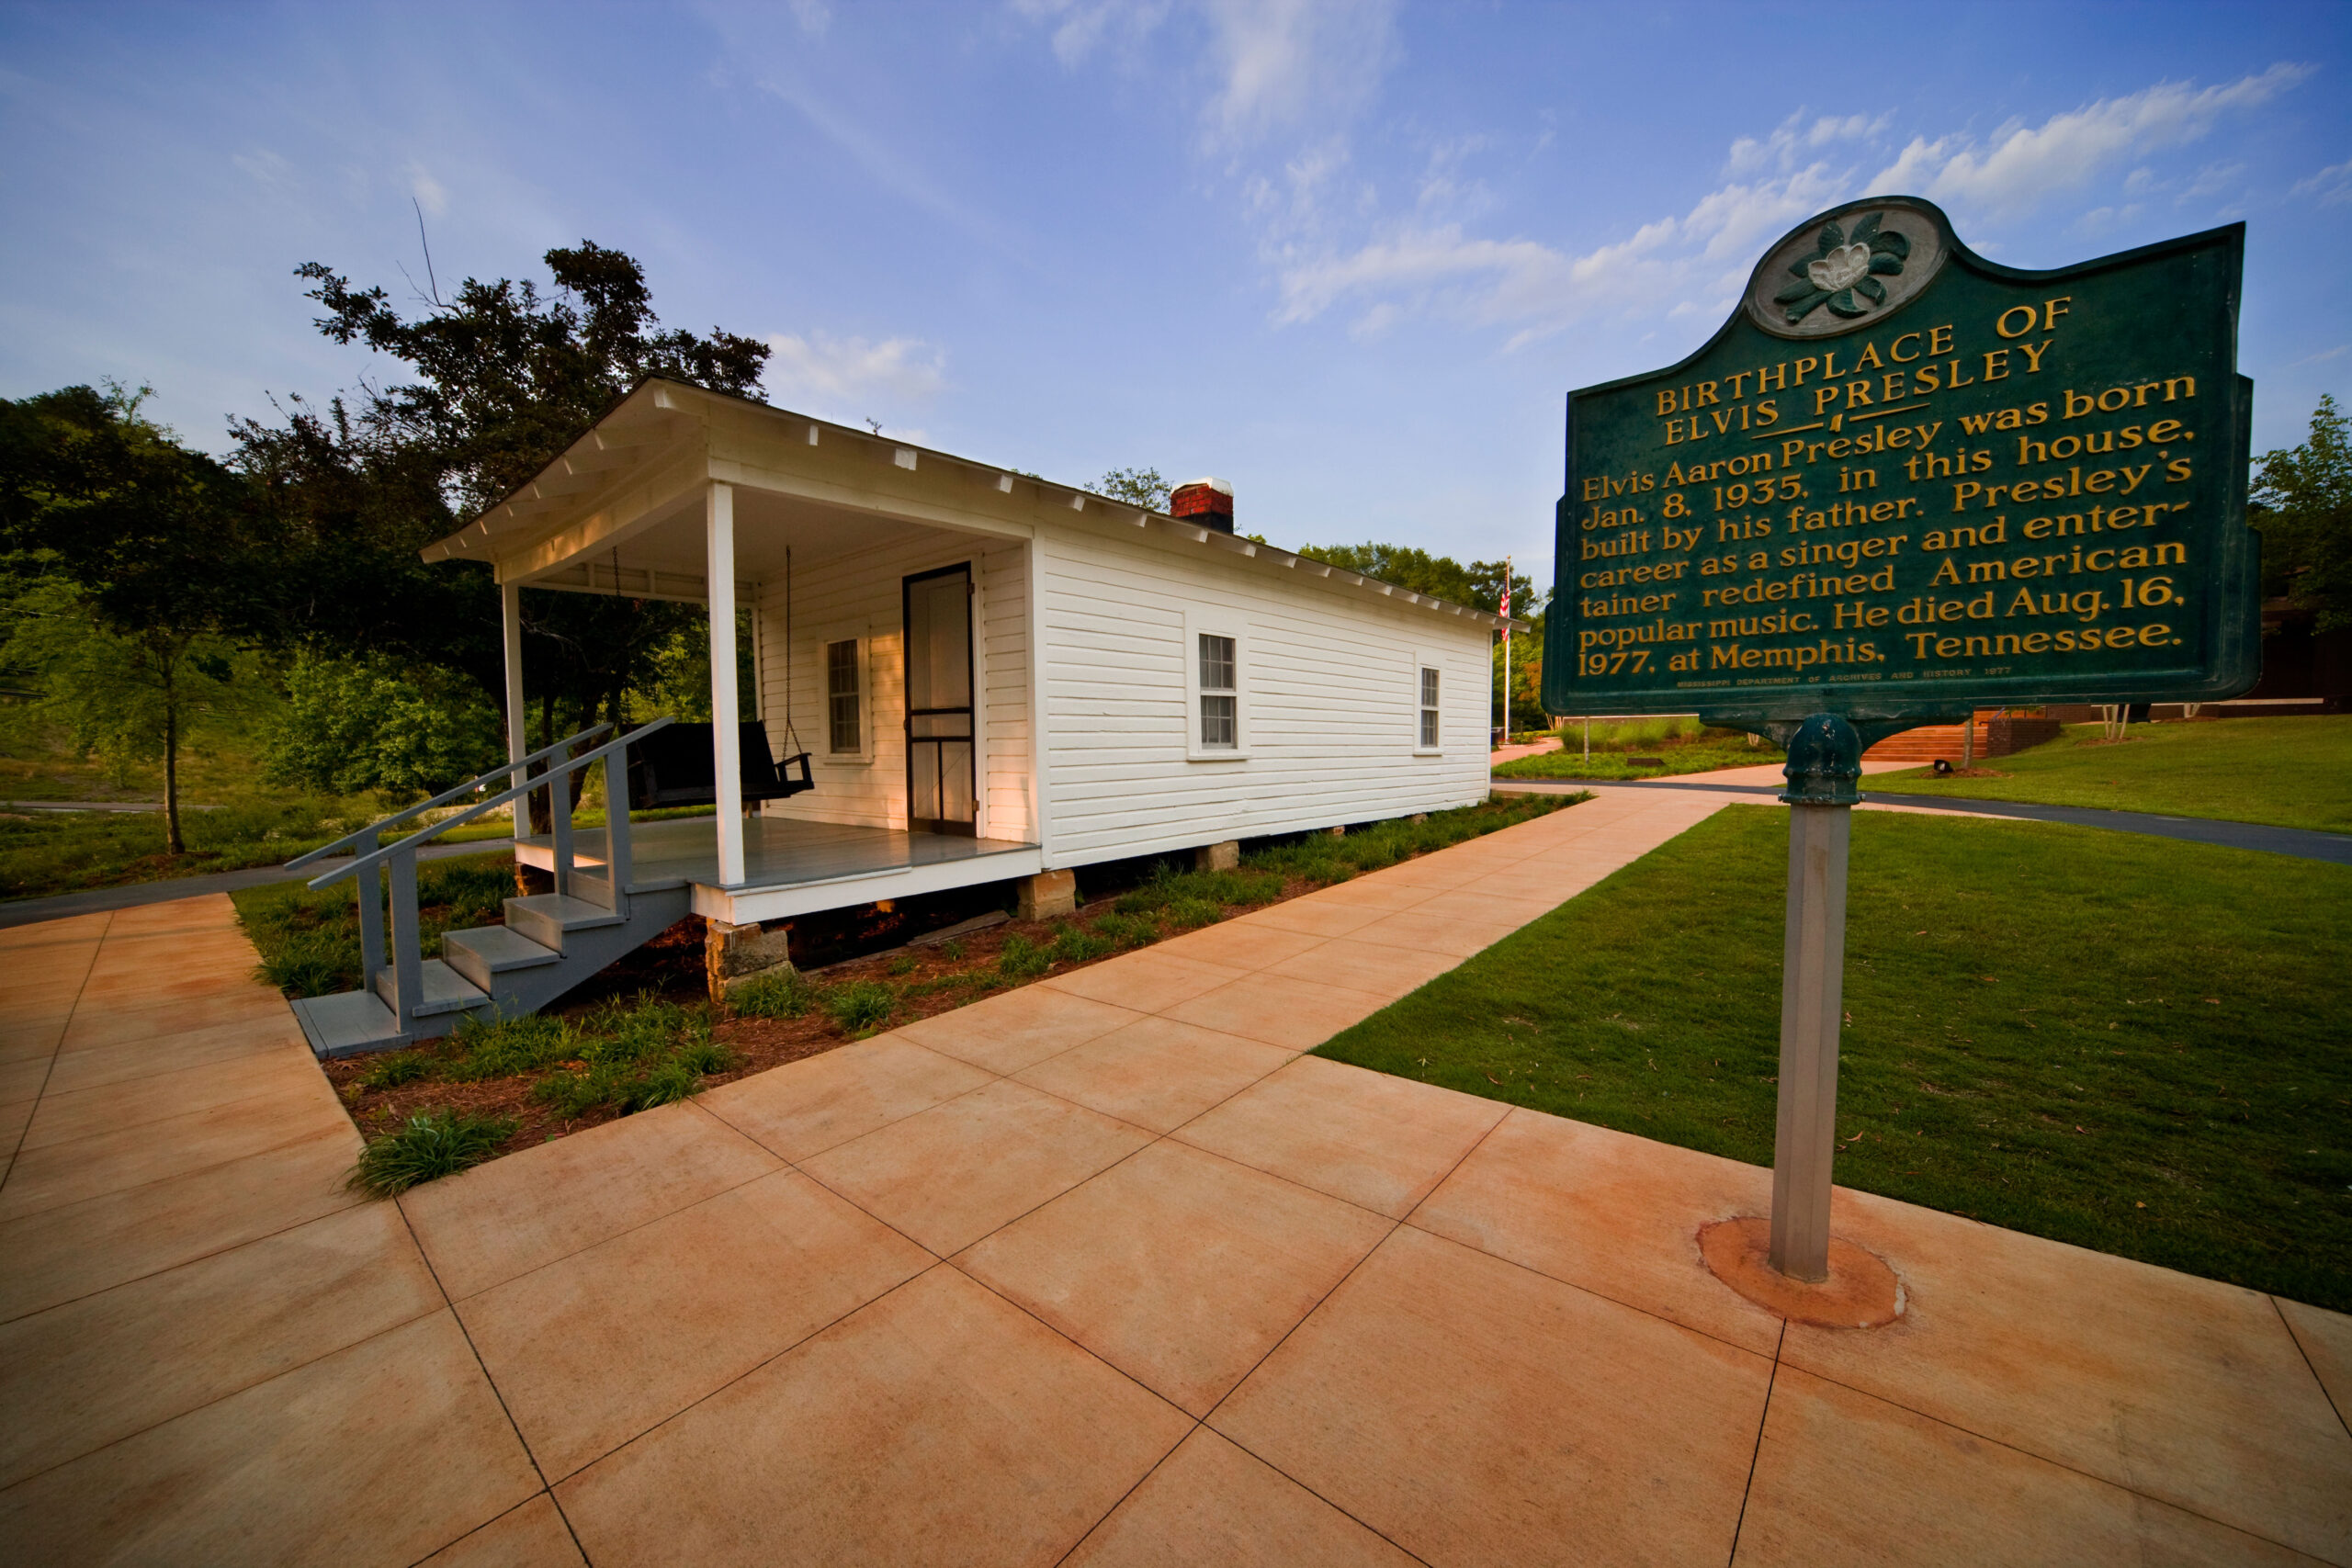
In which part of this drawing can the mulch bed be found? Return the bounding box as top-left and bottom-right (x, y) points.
(322, 886), (1307, 1157)
(316, 791), (1586, 1164)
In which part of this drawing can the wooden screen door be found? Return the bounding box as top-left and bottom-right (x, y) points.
(903, 563), (977, 836)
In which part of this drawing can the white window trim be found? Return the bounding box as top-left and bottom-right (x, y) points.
(1183, 606), (1250, 761)
(1413, 650), (1444, 756)
(810, 623), (875, 767)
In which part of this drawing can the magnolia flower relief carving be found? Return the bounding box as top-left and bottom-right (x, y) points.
(1773, 211), (1910, 324)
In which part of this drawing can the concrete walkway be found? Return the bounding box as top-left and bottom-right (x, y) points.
(3, 795), (2348, 1565)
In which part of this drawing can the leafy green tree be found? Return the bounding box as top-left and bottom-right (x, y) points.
(263, 650), (505, 801)
(1294, 541), (1545, 623)
(1096, 467), (1172, 510)
(232, 242), (774, 750)
(2252, 394), (2352, 632)
(0, 386), (271, 851)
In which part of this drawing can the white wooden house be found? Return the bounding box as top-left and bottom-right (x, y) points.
(290, 378), (1519, 1056)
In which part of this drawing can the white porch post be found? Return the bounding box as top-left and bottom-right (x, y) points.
(501, 580), (527, 839)
(707, 481), (747, 885)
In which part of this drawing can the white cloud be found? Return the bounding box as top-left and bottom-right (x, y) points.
(231, 148), (298, 196)
(1197, 0), (1397, 148)
(1725, 109), (1890, 177)
(1012, 0), (1171, 67)
(2290, 154), (2352, 206)
(1272, 160), (1846, 348)
(1263, 64), (2316, 352)
(405, 163), (448, 218)
(1017, 0), (1398, 152)
(763, 333), (947, 411)
(1868, 64), (2311, 219)
(786, 0), (831, 35)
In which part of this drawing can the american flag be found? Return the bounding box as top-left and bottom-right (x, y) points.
(1498, 571), (1510, 637)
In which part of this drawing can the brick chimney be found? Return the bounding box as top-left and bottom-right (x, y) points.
(1170, 477), (1235, 534)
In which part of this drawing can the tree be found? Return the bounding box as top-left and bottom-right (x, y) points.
(0, 386), (270, 851)
(1294, 540), (1545, 623)
(2252, 394), (2352, 632)
(232, 242), (774, 752)
(263, 649), (505, 801)
(1096, 467), (1172, 511)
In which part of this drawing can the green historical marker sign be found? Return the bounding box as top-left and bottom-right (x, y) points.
(1541, 196), (2259, 735)
(1537, 198), (2263, 1291)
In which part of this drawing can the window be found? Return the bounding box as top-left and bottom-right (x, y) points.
(1419, 666), (1441, 750)
(826, 638), (861, 754)
(1199, 634), (1237, 750)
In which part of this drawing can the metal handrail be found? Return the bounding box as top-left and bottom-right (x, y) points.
(310, 717), (673, 889)
(310, 716), (675, 1037)
(286, 722), (614, 871)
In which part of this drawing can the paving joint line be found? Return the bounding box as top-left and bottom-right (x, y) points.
(0, 910), (110, 1193)
(1725, 1320), (1787, 1565)
(2269, 1293), (2352, 1445)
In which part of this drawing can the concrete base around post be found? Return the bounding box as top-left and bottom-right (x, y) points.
(706, 917), (795, 1003)
(1016, 869), (1078, 921)
(1194, 840), (1240, 873)
(1769, 800), (1851, 1282)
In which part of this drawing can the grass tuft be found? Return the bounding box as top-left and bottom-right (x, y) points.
(730, 965), (821, 1020)
(995, 932), (1051, 981)
(347, 1110), (517, 1197)
(823, 980), (897, 1036)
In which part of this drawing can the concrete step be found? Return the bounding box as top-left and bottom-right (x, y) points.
(291, 990), (410, 1060)
(505, 892), (628, 951)
(373, 958), (491, 1018)
(442, 925), (561, 994)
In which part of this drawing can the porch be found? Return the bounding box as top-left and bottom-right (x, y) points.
(516, 815), (1042, 924)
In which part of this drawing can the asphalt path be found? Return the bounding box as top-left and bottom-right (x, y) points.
(1491, 778), (2352, 864)
(0, 839), (519, 929)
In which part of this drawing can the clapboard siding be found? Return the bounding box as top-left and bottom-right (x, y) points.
(752, 535), (1033, 841)
(1033, 523), (1491, 866)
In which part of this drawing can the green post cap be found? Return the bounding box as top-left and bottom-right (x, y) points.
(1781, 712), (1862, 807)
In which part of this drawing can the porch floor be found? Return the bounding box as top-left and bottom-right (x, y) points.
(517, 815), (1037, 893)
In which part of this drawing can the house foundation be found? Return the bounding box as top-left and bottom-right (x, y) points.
(1194, 840), (1240, 872)
(1016, 868), (1078, 920)
(706, 917), (795, 1001)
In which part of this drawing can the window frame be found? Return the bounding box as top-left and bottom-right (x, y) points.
(1182, 607), (1250, 761)
(808, 626), (874, 767)
(1415, 660), (1442, 754)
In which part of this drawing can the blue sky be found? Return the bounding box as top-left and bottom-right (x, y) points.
(4, 1), (2347, 588)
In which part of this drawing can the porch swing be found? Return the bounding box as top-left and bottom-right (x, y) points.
(626, 547), (816, 809)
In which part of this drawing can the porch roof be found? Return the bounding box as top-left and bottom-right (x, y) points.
(419, 378), (1530, 634)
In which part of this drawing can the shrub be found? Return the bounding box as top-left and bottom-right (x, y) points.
(825, 980), (897, 1035)
(266, 650), (505, 802)
(347, 1110), (516, 1197)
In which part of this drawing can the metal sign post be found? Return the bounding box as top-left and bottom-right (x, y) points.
(1543, 195), (2258, 1282)
(1768, 714), (1860, 1280)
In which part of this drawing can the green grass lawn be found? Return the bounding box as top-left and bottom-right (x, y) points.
(1867, 716), (2352, 834)
(1317, 806), (2352, 1311)
(0, 724), (714, 902)
(1497, 717), (1777, 782)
